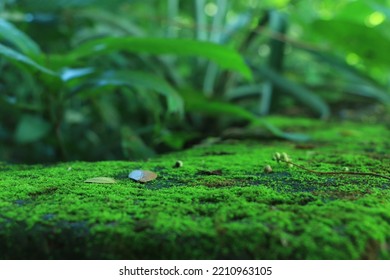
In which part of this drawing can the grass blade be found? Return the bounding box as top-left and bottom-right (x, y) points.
(0, 43), (57, 76)
(167, 0), (179, 38)
(259, 10), (288, 115)
(203, 0), (229, 96)
(195, 0), (208, 41)
(0, 19), (41, 57)
(303, 49), (390, 103)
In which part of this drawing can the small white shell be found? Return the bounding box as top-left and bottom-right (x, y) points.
(129, 170), (158, 183)
(129, 170), (144, 181)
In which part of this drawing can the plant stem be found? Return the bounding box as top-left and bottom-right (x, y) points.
(281, 160), (390, 181)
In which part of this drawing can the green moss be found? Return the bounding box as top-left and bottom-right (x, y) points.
(1, 118), (390, 259)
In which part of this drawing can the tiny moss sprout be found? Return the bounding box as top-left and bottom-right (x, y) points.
(273, 152), (390, 180)
(273, 152), (292, 167)
(264, 165), (273, 173)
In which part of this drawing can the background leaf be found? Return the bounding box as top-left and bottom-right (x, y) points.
(181, 89), (310, 142)
(0, 43), (57, 76)
(255, 65), (330, 119)
(77, 70), (184, 116)
(67, 37), (253, 80)
(0, 19), (41, 57)
(15, 115), (51, 144)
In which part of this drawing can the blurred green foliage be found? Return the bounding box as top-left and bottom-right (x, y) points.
(0, 0), (389, 163)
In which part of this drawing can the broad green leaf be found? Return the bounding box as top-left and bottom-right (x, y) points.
(15, 115), (51, 144)
(85, 177), (116, 184)
(67, 37), (252, 80)
(181, 89), (310, 142)
(79, 70), (184, 116)
(183, 89), (258, 120)
(255, 65), (330, 119)
(0, 43), (57, 76)
(0, 19), (41, 57)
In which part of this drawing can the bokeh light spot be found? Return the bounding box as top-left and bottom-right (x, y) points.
(365, 12), (385, 27)
(204, 3), (218, 16)
(346, 53), (360, 65)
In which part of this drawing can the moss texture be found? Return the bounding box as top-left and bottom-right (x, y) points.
(1, 117), (390, 259)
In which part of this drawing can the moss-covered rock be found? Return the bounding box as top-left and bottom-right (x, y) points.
(1, 118), (389, 259)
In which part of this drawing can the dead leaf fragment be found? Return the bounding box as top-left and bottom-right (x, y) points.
(85, 177), (116, 184)
(129, 170), (157, 183)
(295, 144), (315, 150)
(196, 169), (223, 176)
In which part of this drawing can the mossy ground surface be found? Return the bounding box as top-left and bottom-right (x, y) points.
(1, 117), (390, 259)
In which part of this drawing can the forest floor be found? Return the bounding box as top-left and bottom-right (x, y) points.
(1, 116), (390, 259)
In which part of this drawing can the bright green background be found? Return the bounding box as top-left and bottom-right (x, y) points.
(0, 0), (389, 163)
